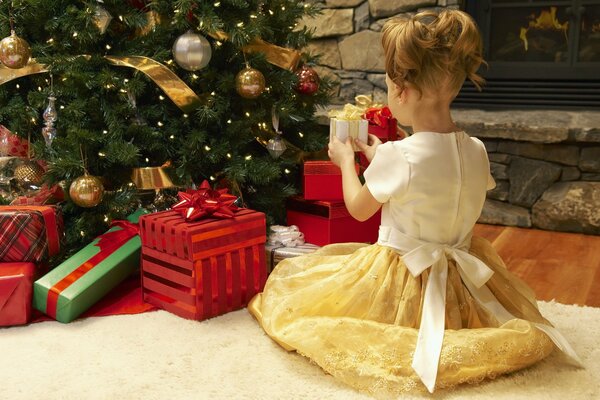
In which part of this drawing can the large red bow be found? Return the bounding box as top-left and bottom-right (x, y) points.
(97, 220), (140, 251)
(363, 106), (393, 128)
(172, 180), (238, 221)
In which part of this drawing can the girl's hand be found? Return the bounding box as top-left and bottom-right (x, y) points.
(328, 135), (354, 167)
(355, 134), (382, 162)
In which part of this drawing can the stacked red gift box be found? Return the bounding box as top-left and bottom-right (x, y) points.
(287, 103), (402, 247)
(0, 205), (63, 327)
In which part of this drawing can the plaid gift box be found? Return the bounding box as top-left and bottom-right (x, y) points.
(0, 206), (62, 263)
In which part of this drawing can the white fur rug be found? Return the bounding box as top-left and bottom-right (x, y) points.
(0, 301), (598, 400)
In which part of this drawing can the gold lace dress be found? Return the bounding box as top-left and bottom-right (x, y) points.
(248, 132), (580, 395)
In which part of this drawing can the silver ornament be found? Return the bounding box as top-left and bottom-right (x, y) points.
(93, 5), (113, 35)
(172, 31), (212, 71)
(267, 135), (286, 159)
(267, 106), (286, 158)
(41, 92), (58, 147)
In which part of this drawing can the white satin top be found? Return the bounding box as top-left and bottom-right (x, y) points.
(364, 130), (495, 246)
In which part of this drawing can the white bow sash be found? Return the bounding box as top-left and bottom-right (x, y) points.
(378, 225), (582, 393)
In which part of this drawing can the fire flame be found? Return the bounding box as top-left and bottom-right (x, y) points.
(519, 7), (569, 51)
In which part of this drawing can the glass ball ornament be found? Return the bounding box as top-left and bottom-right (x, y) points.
(0, 31), (31, 69)
(235, 66), (266, 99)
(172, 31), (212, 71)
(69, 173), (104, 208)
(14, 160), (45, 186)
(295, 64), (320, 95)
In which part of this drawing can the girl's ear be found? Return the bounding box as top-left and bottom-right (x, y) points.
(398, 85), (407, 104)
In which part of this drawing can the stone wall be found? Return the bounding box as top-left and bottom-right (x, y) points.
(301, 0), (461, 105)
(455, 109), (600, 235)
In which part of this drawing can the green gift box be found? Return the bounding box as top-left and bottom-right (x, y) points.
(33, 209), (147, 323)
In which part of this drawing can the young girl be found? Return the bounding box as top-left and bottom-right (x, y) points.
(248, 9), (580, 395)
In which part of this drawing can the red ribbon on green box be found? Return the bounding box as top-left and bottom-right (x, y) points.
(45, 220), (139, 319)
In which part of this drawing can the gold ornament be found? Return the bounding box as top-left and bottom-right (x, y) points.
(0, 31), (31, 69)
(69, 173), (104, 208)
(131, 166), (175, 190)
(235, 66), (265, 99)
(14, 160), (45, 186)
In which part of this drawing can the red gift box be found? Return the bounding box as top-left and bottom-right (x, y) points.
(139, 208), (267, 321)
(358, 107), (403, 170)
(0, 125), (30, 157)
(286, 196), (380, 246)
(0, 206), (62, 263)
(0, 262), (35, 326)
(367, 119), (399, 142)
(303, 161), (359, 201)
(363, 106), (399, 142)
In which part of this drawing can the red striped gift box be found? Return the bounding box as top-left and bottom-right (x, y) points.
(138, 209), (266, 321)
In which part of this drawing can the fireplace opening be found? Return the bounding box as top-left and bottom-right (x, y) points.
(456, 1), (600, 109)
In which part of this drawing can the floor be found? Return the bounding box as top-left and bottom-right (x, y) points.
(473, 224), (600, 307)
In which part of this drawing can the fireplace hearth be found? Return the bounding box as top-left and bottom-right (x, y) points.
(456, 0), (600, 109)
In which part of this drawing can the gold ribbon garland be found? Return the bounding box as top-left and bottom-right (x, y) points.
(242, 38), (301, 71)
(209, 31), (301, 71)
(0, 56), (202, 112)
(104, 56), (202, 112)
(0, 62), (48, 85)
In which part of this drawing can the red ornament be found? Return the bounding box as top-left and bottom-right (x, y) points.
(295, 65), (320, 95)
(129, 0), (148, 10)
(186, 4), (198, 24)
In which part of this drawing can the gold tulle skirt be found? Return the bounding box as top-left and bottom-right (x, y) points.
(248, 236), (555, 395)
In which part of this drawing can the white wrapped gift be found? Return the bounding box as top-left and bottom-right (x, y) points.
(328, 104), (368, 152)
(266, 225), (320, 273)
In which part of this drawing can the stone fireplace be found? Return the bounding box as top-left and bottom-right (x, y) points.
(456, 0), (600, 108)
(303, 0), (600, 235)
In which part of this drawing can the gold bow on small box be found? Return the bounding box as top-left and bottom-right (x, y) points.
(328, 95), (380, 151)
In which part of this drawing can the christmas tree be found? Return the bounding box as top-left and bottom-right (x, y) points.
(0, 0), (333, 257)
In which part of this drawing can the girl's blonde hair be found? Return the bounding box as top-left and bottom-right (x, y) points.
(382, 9), (485, 97)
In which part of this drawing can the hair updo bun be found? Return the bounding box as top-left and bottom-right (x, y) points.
(382, 9), (485, 97)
